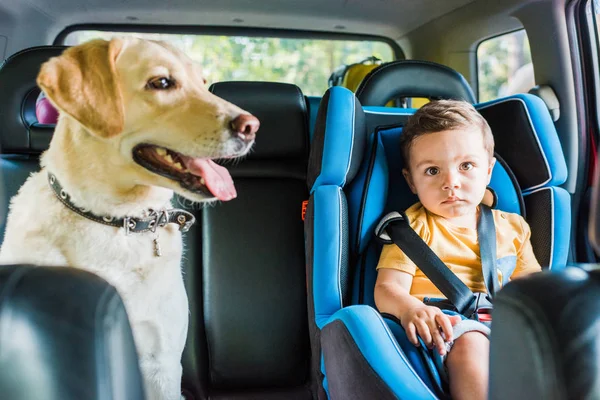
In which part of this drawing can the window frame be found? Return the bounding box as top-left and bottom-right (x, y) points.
(55, 23), (404, 59)
(579, 0), (600, 148)
(475, 27), (533, 102)
(56, 24), (402, 97)
(570, 0), (600, 262)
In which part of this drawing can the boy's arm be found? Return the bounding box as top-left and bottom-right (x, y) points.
(375, 268), (456, 355)
(374, 268), (422, 318)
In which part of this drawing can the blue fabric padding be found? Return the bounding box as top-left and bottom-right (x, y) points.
(551, 187), (571, 270)
(359, 136), (389, 254)
(379, 128), (419, 212)
(306, 95), (321, 142)
(352, 242), (382, 307)
(489, 163), (521, 215)
(363, 106), (418, 115)
(542, 186), (571, 270)
(346, 134), (376, 254)
(351, 260), (361, 306)
(313, 185), (345, 328)
(311, 87), (356, 190)
(476, 94), (568, 190)
(383, 316), (444, 395)
(346, 134), (389, 255)
(325, 306), (437, 399)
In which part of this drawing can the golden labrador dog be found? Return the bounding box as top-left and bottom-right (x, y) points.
(0, 38), (259, 400)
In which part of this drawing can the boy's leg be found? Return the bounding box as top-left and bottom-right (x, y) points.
(445, 331), (489, 400)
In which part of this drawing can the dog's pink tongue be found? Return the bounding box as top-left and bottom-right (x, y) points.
(185, 158), (236, 201)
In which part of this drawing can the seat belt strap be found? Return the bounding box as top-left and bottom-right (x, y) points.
(385, 213), (476, 315)
(478, 205), (499, 297)
(381, 206), (499, 316)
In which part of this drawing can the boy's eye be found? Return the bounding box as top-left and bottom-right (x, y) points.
(425, 167), (439, 176)
(460, 162), (474, 171)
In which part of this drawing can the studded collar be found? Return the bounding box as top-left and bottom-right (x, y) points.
(47, 172), (196, 234)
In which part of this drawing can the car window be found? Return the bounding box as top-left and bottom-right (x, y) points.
(64, 30), (395, 96)
(477, 29), (534, 102)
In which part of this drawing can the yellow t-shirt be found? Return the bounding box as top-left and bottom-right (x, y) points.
(376, 202), (541, 300)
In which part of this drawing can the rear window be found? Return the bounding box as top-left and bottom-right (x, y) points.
(477, 29), (534, 102)
(64, 31), (395, 96)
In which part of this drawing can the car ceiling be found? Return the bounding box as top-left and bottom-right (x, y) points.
(2, 0), (477, 41)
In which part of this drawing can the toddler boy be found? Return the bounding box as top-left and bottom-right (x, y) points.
(374, 100), (541, 400)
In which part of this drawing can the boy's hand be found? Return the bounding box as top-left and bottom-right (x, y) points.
(400, 305), (461, 355)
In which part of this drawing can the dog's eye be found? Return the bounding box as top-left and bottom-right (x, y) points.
(146, 77), (176, 90)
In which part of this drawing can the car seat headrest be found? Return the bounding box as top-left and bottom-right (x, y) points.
(347, 93), (567, 254)
(308, 87), (420, 192)
(0, 46), (66, 154)
(307, 87), (367, 191)
(355, 60), (476, 107)
(477, 94), (567, 191)
(209, 82), (309, 161)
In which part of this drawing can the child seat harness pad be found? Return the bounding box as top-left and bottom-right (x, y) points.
(375, 204), (499, 320)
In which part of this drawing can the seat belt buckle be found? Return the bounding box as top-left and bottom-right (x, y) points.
(474, 293), (493, 322)
(476, 307), (492, 322)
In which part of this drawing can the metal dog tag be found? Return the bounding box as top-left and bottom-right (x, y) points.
(153, 237), (162, 257)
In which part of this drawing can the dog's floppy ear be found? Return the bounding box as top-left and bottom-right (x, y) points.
(37, 38), (125, 138)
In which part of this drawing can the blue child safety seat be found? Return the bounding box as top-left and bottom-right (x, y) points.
(304, 60), (571, 399)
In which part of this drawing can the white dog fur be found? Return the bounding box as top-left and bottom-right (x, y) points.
(0, 37), (257, 400)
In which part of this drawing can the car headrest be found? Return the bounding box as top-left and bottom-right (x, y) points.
(348, 93), (567, 255)
(0, 46), (66, 155)
(308, 87), (419, 192)
(355, 60), (476, 106)
(209, 81), (309, 161)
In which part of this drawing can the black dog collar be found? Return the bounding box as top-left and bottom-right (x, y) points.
(48, 172), (195, 235)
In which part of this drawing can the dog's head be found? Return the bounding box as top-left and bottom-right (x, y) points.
(37, 37), (259, 202)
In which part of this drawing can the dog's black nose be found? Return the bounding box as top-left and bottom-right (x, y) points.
(231, 114), (259, 142)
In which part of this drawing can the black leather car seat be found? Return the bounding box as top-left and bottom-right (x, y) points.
(181, 81), (313, 399)
(0, 265), (144, 400)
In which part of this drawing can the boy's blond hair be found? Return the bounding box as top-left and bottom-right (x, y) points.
(400, 100), (494, 167)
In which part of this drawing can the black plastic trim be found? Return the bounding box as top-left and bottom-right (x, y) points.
(354, 131), (380, 259)
(353, 131), (381, 305)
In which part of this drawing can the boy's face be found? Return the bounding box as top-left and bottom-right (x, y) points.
(403, 128), (496, 222)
